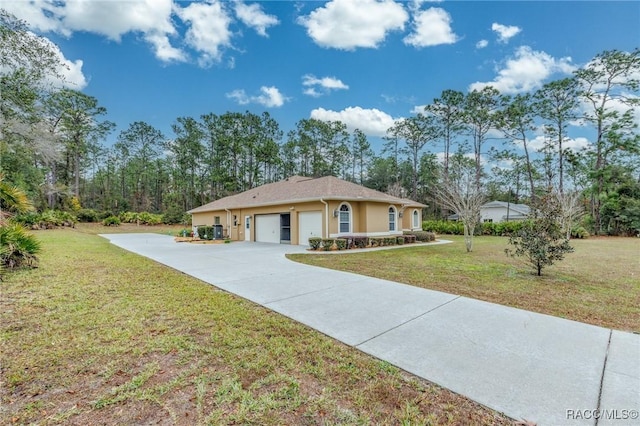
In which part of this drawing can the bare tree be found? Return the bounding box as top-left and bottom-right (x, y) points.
(434, 154), (486, 252)
(554, 190), (585, 239)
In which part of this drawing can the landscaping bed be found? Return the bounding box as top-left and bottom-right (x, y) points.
(308, 231), (436, 251)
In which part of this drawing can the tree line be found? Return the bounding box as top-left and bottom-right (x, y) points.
(2, 11), (639, 236)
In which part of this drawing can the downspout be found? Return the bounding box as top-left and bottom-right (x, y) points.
(320, 198), (329, 238)
(224, 208), (231, 239)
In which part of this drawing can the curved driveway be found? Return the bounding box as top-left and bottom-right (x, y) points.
(102, 233), (639, 426)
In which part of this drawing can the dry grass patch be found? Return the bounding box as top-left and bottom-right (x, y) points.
(289, 235), (640, 332)
(1, 229), (511, 425)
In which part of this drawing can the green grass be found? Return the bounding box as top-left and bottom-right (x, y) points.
(288, 235), (640, 332)
(1, 228), (510, 425)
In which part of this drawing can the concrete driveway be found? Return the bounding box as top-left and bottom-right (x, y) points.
(102, 233), (640, 426)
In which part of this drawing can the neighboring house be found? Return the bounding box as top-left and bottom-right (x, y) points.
(448, 201), (531, 223)
(188, 175), (426, 245)
(480, 201), (530, 222)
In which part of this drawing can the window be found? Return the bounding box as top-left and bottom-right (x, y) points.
(214, 216), (221, 225)
(233, 215), (238, 227)
(339, 204), (351, 233)
(389, 207), (396, 231)
(413, 210), (420, 228)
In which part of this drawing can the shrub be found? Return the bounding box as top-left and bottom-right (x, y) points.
(162, 206), (185, 224)
(321, 238), (335, 251)
(353, 237), (368, 249)
(13, 211), (40, 227)
(396, 236), (405, 245)
(402, 233), (417, 243)
(571, 226), (590, 239)
(369, 237), (383, 247)
(0, 223), (40, 273)
(77, 208), (99, 222)
(138, 211), (162, 225)
(177, 228), (191, 237)
(197, 226), (214, 240)
(102, 216), (121, 226)
(335, 238), (347, 250)
(309, 237), (322, 250)
(494, 221), (524, 236)
(423, 220), (464, 235)
(383, 237), (397, 246)
(97, 210), (114, 220)
(412, 231), (436, 242)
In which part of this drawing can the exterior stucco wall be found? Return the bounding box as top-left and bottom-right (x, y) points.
(192, 199), (413, 243)
(402, 208), (423, 231)
(192, 201), (328, 244)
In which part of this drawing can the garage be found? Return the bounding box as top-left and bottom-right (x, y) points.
(298, 211), (322, 245)
(255, 214), (280, 243)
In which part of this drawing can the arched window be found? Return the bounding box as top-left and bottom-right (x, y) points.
(389, 206), (396, 231)
(412, 209), (419, 228)
(339, 203), (351, 233)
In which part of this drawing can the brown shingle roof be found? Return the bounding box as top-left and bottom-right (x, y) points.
(188, 175), (426, 213)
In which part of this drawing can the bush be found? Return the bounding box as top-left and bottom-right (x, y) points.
(412, 231), (436, 242)
(396, 236), (405, 245)
(423, 220), (464, 235)
(197, 226), (214, 240)
(321, 238), (335, 251)
(13, 211), (40, 227)
(383, 237), (397, 246)
(102, 216), (121, 226)
(177, 228), (192, 237)
(494, 221), (524, 236)
(0, 223), (40, 273)
(353, 237), (368, 249)
(369, 237), (384, 247)
(309, 237), (322, 250)
(571, 226), (590, 239)
(402, 233), (417, 243)
(97, 210), (114, 220)
(162, 207), (185, 224)
(335, 238), (347, 250)
(77, 208), (99, 222)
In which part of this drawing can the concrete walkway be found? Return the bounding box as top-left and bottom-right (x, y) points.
(101, 233), (639, 425)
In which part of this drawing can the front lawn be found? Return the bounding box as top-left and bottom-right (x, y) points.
(1, 229), (510, 425)
(288, 235), (640, 332)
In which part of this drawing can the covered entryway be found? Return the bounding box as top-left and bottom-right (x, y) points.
(298, 211), (322, 245)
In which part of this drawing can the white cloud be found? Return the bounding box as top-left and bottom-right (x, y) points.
(469, 46), (575, 94)
(297, 0), (408, 50)
(310, 106), (397, 137)
(527, 135), (592, 152)
(144, 32), (187, 62)
(491, 22), (521, 44)
(234, 1), (279, 37)
(177, 0), (233, 67)
(403, 7), (458, 48)
(5, 0), (186, 63)
(226, 86), (288, 107)
(0, 0), (67, 34)
(476, 39), (488, 49)
(30, 34), (87, 89)
(302, 74), (349, 97)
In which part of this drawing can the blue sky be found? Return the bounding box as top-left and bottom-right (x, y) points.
(3, 0), (639, 152)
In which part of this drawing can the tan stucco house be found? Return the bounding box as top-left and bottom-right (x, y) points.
(188, 175), (426, 245)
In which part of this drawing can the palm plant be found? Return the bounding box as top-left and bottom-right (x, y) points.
(0, 173), (40, 276)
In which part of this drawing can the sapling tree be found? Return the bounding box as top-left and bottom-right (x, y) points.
(505, 194), (574, 276)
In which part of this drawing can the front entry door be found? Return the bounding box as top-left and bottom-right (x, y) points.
(244, 216), (251, 241)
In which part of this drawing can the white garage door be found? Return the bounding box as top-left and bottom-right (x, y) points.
(255, 214), (280, 243)
(298, 211), (322, 245)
